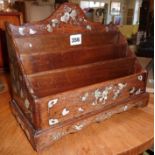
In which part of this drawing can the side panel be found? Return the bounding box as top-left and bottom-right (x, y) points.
(36, 71), (148, 129)
(6, 32), (39, 129)
(35, 93), (149, 151)
(10, 93), (149, 151)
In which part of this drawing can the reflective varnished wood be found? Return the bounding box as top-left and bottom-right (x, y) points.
(6, 3), (149, 151)
(0, 74), (153, 155)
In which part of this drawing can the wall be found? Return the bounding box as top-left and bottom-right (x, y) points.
(98, 0), (136, 24)
(69, 0), (137, 25)
(128, 0), (135, 9)
(69, 0), (80, 4)
(106, 0), (128, 24)
(69, 0), (134, 24)
(12, 0), (137, 24)
(106, 0), (141, 25)
(12, 0), (55, 22)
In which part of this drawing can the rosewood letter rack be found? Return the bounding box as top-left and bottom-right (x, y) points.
(6, 3), (149, 151)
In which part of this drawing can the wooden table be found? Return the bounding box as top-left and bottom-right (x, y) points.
(0, 74), (154, 155)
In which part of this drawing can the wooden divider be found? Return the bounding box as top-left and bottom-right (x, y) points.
(28, 57), (135, 97)
(20, 44), (127, 74)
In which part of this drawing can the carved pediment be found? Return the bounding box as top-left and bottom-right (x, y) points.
(8, 3), (107, 36)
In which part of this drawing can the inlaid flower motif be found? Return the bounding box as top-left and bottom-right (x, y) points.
(48, 99), (58, 108)
(24, 98), (30, 109)
(29, 88), (34, 94)
(78, 107), (84, 112)
(123, 105), (128, 111)
(64, 6), (72, 13)
(52, 132), (62, 141)
(18, 27), (25, 36)
(79, 17), (83, 22)
(135, 88), (142, 95)
(129, 87), (136, 94)
(118, 83), (127, 90)
(51, 19), (59, 27)
(49, 119), (59, 126)
(29, 28), (36, 35)
(94, 86), (112, 104)
(138, 75), (143, 81)
(74, 124), (84, 131)
(62, 108), (70, 116)
(86, 25), (92, 31)
(70, 9), (77, 20)
(47, 24), (53, 32)
(113, 83), (127, 99)
(81, 92), (89, 102)
(94, 89), (101, 100)
(61, 12), (70, 23)
(113, 89), (120, 99)
(29, 43), (32, 48)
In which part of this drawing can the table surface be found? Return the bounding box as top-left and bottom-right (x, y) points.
(0, 74), (154, 155)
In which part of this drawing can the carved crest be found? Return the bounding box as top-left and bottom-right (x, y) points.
(7, 3), (108, 36)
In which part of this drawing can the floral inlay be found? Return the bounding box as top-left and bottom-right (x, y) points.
(24, 98), (30, 109)
(74, 124), (84, 131)
(138, 75), (143, 81)
(113, 83), (127, 100)
(92, 85), (113, 105)
(48, 99), (58, 108)
(81, 92), (89, 102)
(78, 107), (84, 112)
(62, 108), (70, 116)
(49, 119), (59, 126)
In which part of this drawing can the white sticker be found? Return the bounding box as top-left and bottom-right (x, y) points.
(70, 34), (82, 46)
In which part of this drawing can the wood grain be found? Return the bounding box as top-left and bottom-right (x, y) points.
(5, 2), (151, 152)
(19, 43), (127, 74)
(0, 73), (153, 155)
(28, 57), (135, 97)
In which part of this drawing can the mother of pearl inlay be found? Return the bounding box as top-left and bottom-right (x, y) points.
(47, 24), (53, 32)
(48, 99), (58, 108)
(129, 87), (136, 94)
(62, 108), (70, 116)
(74, 124), (84, 131)
(18, 27), (25, 36)
(138, 75), (143, 81)
(61, 12), (70, 23)
(29, 28), (36, 35)
(24, 98), (30, 109)
(49, 119), (59, 126)
(86, 25), (92, 31)
(123, 105), (128, 111)
(29, 43), (32, 48)
(78, 107), (84, 112)
(135, 88), (142, 95)
(81, 92), (89, 102)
